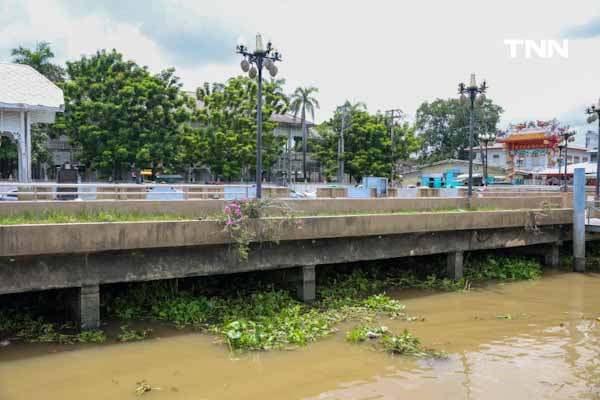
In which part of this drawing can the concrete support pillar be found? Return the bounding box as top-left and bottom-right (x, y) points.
(573, 168), (586, 272)
(296, 265), (316, 303)
(447, 251), (464, 279)
(25, 111), (32, 182)
(68, 285), (100, 330)
(18, 111), (27, 182)
(544, 244), (560, 268)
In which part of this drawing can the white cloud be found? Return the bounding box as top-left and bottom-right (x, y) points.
(2, 0), (600, 146)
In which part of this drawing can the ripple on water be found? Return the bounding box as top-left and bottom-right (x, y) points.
(1, 272), (600, 400)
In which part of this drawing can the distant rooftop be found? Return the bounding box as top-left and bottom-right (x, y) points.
(0, 63), (64, 111)
(270, 113), (315, 126)
(538, 161), (597, 175)
(472, 142), (590, 152)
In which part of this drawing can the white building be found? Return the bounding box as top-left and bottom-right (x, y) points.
(474, 143), (590, 172)
(0, 63), (64, 182)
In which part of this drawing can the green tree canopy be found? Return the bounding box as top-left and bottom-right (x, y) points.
(56, 50), (193, 179)
(415, 98), (503, 162)
(11, 41), (65, 83)
(185, 76), (288, 181)
(313, 104), (420, 182)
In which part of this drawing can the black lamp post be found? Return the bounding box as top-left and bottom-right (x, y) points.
(459, 74), (488, 197)
(586, 99), (600, 199)
(558, 129), (576, 192)
(237, 34), (282, 199)
(557, 143), (564, 187)
(477, 131), (495, 186)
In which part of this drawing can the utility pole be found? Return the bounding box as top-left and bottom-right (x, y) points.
(385, 109), (404, 185)
(337, 105), (348, 183)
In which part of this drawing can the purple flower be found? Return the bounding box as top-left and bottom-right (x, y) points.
(226, 217), (234, 226)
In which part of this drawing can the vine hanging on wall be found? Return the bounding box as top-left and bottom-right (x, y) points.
(218, 198), (304, 262)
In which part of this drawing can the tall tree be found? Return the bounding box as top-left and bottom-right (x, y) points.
(187, 76), (288, 181)
(56, 50), (193, 179)
(11, 41), (65, 83)
(415, 98), (503, 162)
(313, 105), (420, 182)
(289, 87), (319, 181)
(342, 100), (367, 114)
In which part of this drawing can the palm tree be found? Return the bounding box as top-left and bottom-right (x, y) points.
(290, 87), (319, 181)
(341, 100), (367, 114)
(264, 78), (289, 114)
(11, 42), (65, 83)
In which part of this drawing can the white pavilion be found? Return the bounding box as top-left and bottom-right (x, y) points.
(0, 63), (64, 182)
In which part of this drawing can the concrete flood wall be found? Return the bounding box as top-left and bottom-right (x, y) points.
(0, 207), (571, 328)
(0, 209), (572, 258)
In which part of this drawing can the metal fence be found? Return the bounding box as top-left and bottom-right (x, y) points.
(0, 181), (572, 202)
(0, 182), (262, 201)
(586, 200), (600, 225)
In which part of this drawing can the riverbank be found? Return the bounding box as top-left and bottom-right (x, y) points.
(1, 269), (599, 400)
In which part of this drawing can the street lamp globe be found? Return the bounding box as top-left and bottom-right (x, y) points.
(248, 66), (257, 79)
(264, 58), (274, 71)
(240, 59), (250, 72)
(476, 93), (486, 105)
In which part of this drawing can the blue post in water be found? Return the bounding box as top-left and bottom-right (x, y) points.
(573, 167), (586, 272)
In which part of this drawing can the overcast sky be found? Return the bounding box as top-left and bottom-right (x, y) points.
(1, 0), (600, 144)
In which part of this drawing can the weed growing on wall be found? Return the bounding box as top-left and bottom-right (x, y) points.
(218, 199), (304, 262)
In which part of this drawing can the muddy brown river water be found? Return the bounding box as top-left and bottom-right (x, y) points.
(1, 271), (599, 399)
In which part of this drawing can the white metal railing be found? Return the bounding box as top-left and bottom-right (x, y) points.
(0, 180), (574, 202)
(0, 182), (268, 201)
(586, 200), (600, 225)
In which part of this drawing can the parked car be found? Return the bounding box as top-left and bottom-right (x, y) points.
(147, 185), (184, 200)
(155, 174), (184, 184)
(290, 190), (316, 199)
(0, 188), (18, 201)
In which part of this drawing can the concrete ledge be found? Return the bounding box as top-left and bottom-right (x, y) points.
(0, 226), (566, 295)
(0, 209), (571, 257)
(0, 196), (563, 217)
